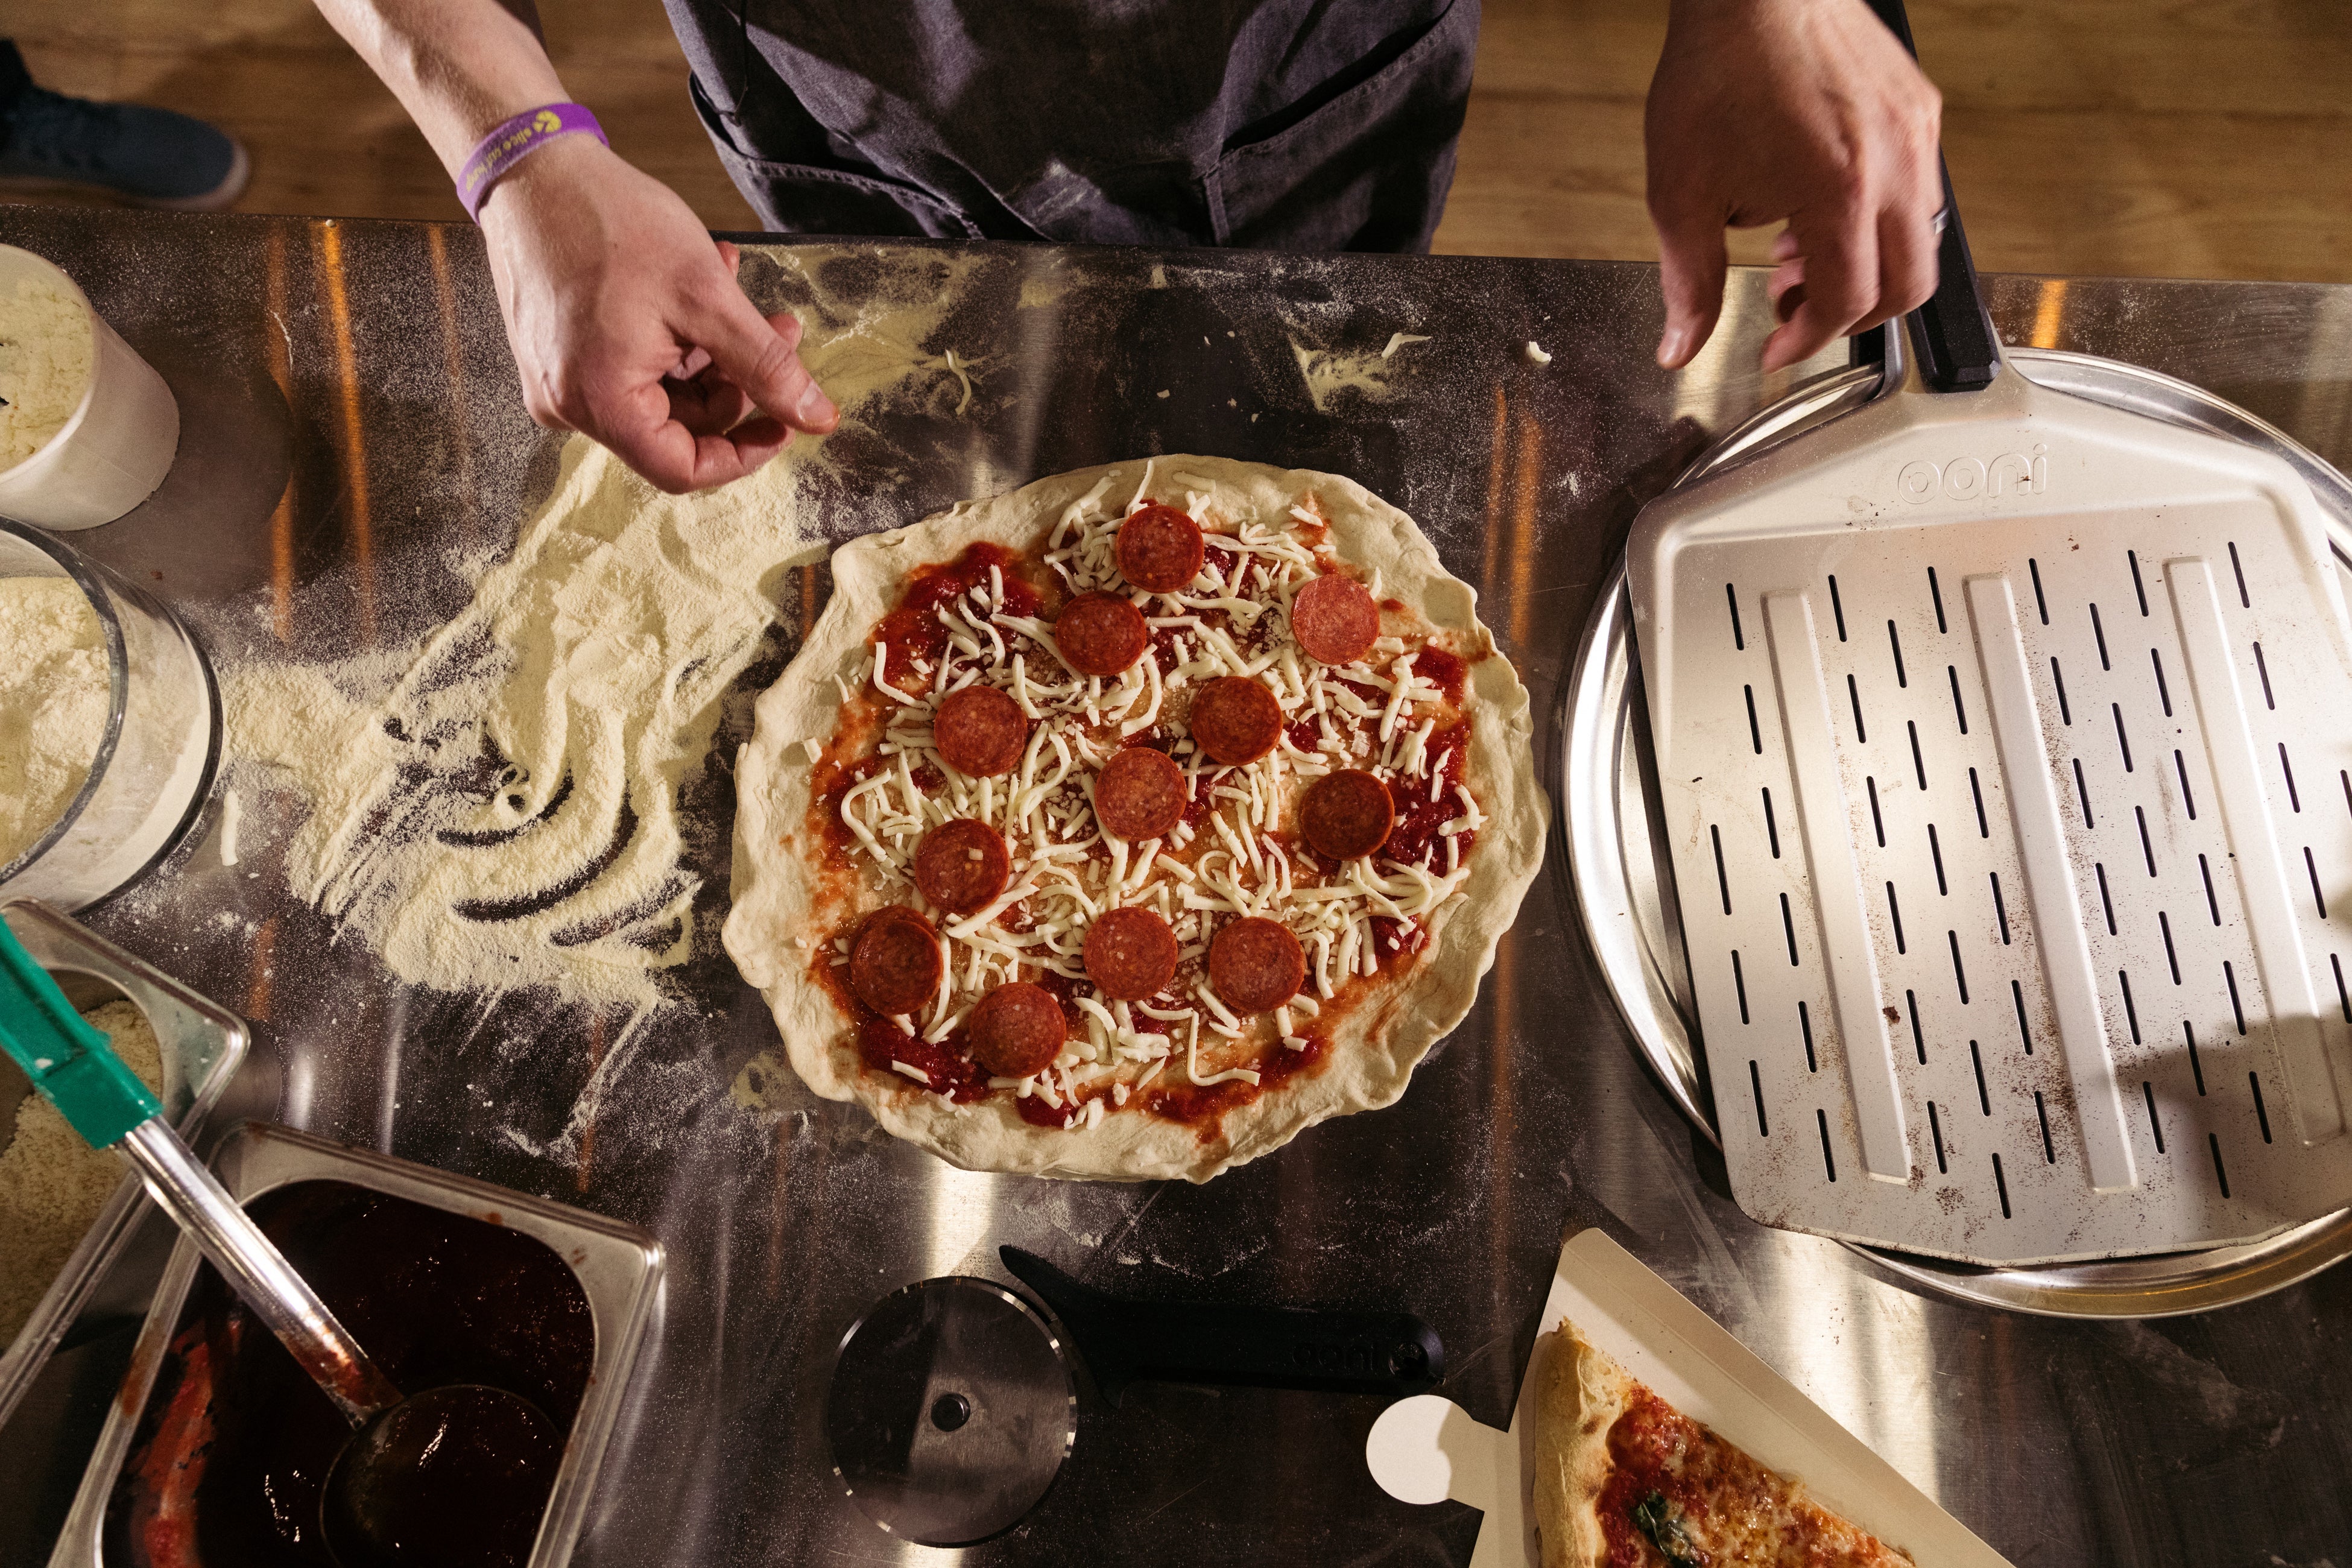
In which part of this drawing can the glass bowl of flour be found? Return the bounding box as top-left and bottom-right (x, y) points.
(0, 520), (215, 908)
(0, 244), (182, 530)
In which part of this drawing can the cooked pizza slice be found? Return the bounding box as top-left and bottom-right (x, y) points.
(1533, 1321), (1916, 1567)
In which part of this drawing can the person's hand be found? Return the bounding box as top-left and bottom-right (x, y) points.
(476, 136), (838, 493)
(1645, 0), (1944, 373)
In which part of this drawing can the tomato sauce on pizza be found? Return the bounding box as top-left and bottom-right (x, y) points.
(1595, 1388), (1912, 1567)
(802, 461), (1490, 1139)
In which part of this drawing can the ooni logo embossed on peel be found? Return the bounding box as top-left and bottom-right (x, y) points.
(1896, 444), (2048, 503)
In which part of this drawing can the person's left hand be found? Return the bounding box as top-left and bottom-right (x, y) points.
(1645, 0), (1945, 373)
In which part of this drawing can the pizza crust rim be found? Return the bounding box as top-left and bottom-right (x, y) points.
(722, 455), (1547, 1183)
(1530, 1320), (1921, 1567)
(1531, 1323), (1635, 1568)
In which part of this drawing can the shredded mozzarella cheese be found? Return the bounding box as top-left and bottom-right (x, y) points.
(820, 470), (1487, 1123)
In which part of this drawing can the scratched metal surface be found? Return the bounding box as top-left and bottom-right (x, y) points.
(1, 206), (2349, 1566)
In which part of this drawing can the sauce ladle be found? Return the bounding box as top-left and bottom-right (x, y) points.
(0, 922), (559, 1567)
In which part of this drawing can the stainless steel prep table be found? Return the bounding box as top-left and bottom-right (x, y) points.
(2, 205), (2349, 1566)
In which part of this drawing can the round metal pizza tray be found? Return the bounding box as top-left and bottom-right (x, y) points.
(1563, 346), (2352, 1318)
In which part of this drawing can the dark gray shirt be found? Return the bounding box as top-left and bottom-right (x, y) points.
(663, 0), (1479, 250)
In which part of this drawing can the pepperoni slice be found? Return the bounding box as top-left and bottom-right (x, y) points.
(1299, 769), (1395, 861)
(1054, 592), (1149, 677)
(913, 818), (1011, 914)
(1093, 747), (1187, 841)
(969, 982), (1067, 1077)
(933, 684), (1029, 778)
(1188, 676), (1283, 766)
(1116, 503), (1206, 593)
(1290, 573), (1382, 666)
(849, 906), (943, 1016)
(1208, 917), (1305, 1014)
(1084, 906), (1180, 1001)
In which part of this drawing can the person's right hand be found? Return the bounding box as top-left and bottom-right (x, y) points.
(476, 136), (838, 493)
(1645, 0), (1944, 373)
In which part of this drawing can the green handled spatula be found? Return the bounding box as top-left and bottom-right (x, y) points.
(1, 918), (570, 1566)
(0, 915), (402, 1424)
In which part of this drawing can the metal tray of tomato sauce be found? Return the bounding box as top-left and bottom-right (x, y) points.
(45, 1122), (662, 1568)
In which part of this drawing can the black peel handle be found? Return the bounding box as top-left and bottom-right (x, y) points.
(1000, 1247), (1443, 1409)
(1857, 0), (1999, 393)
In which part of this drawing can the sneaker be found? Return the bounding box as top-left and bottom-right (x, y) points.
(0, 87), (250, 210)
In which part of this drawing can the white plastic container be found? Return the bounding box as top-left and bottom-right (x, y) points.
(0, 245), (180, 530)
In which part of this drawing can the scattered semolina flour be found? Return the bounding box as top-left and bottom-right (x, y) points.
(0, 575), (109, 871)
(0, 277), (94, 470)
(0, 1000), (163, 1344)
(220, 245), (990, 1016)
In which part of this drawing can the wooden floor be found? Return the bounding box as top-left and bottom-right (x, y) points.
(7, 0), (2349, 283)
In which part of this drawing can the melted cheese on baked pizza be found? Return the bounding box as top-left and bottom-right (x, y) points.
(1600, 1386), (1914, 1567)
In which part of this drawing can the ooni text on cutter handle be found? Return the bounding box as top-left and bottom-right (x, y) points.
(1001, 1245), (1443, 1408)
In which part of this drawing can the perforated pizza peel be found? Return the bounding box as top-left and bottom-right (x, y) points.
(1363, 1228), (2012, 1567)
(1621, 3), (2352, 1267)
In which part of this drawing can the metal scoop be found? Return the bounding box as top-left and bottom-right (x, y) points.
(0, 921), (557, 1568)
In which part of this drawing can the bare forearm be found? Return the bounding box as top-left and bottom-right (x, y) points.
(1664, 0), (1842, 37)
(313, 0), (564, 172)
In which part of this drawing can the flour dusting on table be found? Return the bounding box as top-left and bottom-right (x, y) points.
(1289, 340), (1399, 413)
(226, 437), (818, 1014)
(221, 247), (985, 1029)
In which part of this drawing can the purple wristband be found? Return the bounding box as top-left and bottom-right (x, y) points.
(457, 103), (607, 219)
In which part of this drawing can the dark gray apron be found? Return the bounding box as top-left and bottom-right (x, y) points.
(661, 0), (1479, 252)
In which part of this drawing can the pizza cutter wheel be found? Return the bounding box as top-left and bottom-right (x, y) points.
(825, 1277), (1076, 1547)
(826, 1256), (1444, 1545)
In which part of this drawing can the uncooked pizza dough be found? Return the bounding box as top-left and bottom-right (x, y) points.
(726, 455), (1545, 1181)
(0, 575), (109, 871)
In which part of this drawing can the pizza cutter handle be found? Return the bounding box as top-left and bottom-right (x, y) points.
(1855, 0), (2001, 394)
(1001, 1247), (1444, 1409)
